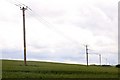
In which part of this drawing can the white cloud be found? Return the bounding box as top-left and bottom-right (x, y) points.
(0, 0), (118, 65)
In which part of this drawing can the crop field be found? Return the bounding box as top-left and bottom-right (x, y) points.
(1, 60), (119, 79)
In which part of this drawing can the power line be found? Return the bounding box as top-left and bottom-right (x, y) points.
(88, 49), (101, 65)
(6, 0), (109, 66)
(6, 0), (86, 65)
(88, 49), (110, 65)
(5, 0), (24, 7)
(6, 0), (86, 49)
(27, 8), (85, 48)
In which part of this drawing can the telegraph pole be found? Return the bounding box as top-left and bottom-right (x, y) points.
(99, 54), (101, 66)
(20, 6), (27, 66)
(106, 58), (107, 65)
(86, 45), (88, 66)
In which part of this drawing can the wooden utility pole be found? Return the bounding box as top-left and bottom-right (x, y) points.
(106, 58), (107, 65)
(86, 45), (88, 66)
(20, 7), (27, 66)
(99, 54), (101, 66)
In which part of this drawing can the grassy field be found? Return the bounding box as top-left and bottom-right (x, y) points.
(2, 60), (118, 79)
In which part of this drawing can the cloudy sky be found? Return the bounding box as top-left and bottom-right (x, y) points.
(0, 0), (119, 65)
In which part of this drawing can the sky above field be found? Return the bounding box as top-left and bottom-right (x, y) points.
(0, 0), (119, 65)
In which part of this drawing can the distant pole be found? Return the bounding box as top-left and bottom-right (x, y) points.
(86, 45), (88, 66)
(20, 7), (27, 66)
(106, 58), (107, 65)
(99, 54), (101, 66)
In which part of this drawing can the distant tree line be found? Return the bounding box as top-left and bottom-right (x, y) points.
(116, 64), (120, 68)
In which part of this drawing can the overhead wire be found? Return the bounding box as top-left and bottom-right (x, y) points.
(89, 49), (100, 55)
(5, 0), (111, 65)
(5, 0), (86, 55)
(89, 49), (110, 65)
(27, 7), (85, 49)
(5, 0), (23, 7)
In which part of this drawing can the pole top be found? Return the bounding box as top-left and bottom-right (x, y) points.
(20, 6), (28, 10)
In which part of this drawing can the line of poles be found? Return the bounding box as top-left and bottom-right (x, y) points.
(6, 0), (108, 66)
(85, 45), (109, 66)
(20, 6), (107, 66)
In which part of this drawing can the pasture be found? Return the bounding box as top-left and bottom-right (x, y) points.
(2, 60), (118, 79)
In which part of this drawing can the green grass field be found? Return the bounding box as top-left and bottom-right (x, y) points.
(2, 60), (118, 79)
